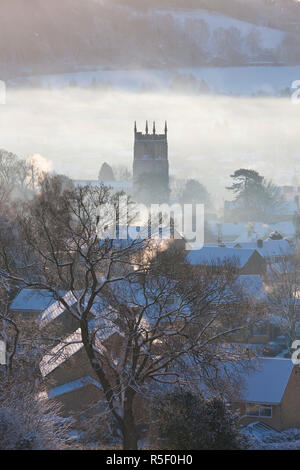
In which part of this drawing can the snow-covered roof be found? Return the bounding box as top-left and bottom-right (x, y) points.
(40, 317), (119, 376)
(40, 329), (83, 377)
(204, 275), (267, 304)
(173, 354), (294, 406)
(98, 225), (149, 251)
(185, 246), (259, 268)
(36, 291), (77, 327)
(232, 275), (267, 302)
(240, 357), (294, 405)
(235, 240), (294, 258)
(242, 421), (279, 439)
(10, 289), (65, 312)
(36, 289), (118, 328)
(44, 376), (103, 399)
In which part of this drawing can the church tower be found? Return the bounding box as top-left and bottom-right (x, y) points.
(133, 121), (169, 201)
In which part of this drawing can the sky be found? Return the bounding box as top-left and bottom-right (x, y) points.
(0, 85), (299, 205)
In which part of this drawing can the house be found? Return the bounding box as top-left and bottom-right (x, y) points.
(179, 355), (300, 433)
(233, 239), (294, 264)
(38, 291), (131, 415)
(39, 324), (148, 422)
(39, 376), (104, 415)
(185, 246), (266, 276)
(10, 288), (80, 340)
(35, 291), (86, 338)
(10, 289), (63, 320)
(236, 357), (300, 431)
(217, 274), (273, 345)
(224, 274), (268, 304)
(39, 328), (106, 415)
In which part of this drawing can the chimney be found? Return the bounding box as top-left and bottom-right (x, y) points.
(257, 239), (263, 248)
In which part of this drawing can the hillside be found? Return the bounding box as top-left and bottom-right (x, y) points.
(0, 0), (299, 79)
(116, 0), (300, 33)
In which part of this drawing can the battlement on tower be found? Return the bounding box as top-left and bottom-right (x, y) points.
(134, 121), (168, 162)
(135, 131), (166, 141)
(134, 121), (167, 140)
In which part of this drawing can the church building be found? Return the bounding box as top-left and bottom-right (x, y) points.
(133, 121), (169, 202)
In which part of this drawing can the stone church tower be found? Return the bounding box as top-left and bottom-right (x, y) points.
(133, 121), (169, 194)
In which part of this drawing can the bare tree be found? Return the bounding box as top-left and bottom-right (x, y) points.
(0, 149), (30, 195)
(267, 254), (300, 351)
(0, 178), (257, 449)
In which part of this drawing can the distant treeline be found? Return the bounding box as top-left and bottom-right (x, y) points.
(115, 0), (300, 32)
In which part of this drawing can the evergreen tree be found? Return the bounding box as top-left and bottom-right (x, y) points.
(181, 179), (211, 207)
(227, 169), (286, 222)
(99, 162), (115, 182)
(151, 388), (247, 450)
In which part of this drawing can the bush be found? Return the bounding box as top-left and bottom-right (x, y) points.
(151, 388), (247, 450)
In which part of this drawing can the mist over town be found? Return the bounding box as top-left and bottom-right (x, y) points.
(1, 0), (300, 456)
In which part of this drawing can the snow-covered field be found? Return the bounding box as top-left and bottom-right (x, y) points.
(9, 65), (300, 96)
(155, 8), (286, 49)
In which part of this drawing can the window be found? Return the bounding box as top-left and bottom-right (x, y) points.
(260, 405), (272, 417)
(246, 403), (259, 416)
(246, 403), (272, 418)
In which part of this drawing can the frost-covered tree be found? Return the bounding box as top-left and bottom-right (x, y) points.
(0, 372), (70, 450)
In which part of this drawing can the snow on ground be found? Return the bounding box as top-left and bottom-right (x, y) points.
(155, 8), (286, 49)
(244, 426), (300, 450)
(9, 65), (300, 96)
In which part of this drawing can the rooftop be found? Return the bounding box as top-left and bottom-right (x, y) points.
(10, 289), (65, 312)
(186, 246), (260, 268)
(240, 357), (294, 405)
(235, 239), (294, 258)
(44, 376), (103, 399)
